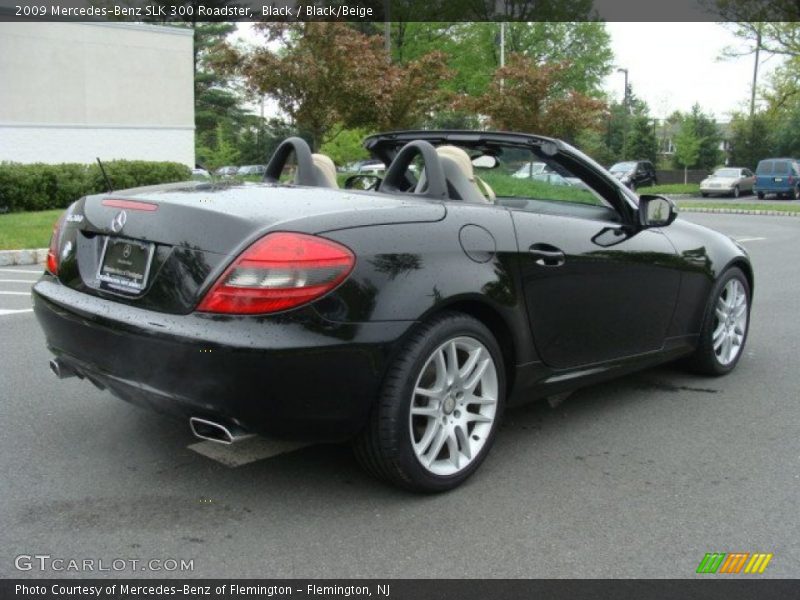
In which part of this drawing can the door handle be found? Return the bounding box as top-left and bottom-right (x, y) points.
(529, 243), (566, 267)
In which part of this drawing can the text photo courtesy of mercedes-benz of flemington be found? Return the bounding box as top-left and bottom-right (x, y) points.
(33, 130), (753, 492)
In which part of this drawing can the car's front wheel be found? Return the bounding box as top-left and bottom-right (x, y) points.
(354, 312), (505, 492)
(732, 185), (740, 198)
(684, 267), (750, 376)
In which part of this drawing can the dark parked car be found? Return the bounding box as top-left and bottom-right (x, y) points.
(609, 160), (657, 191)
(754, 158), (800, 199)
(34, 130), (753, 492)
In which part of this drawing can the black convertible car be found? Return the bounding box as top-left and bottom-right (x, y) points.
(33, 130), (753, 492)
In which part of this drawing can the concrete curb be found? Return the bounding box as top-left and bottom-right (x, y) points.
(677, 207), (800, 217)
(0, 248), (47, 267)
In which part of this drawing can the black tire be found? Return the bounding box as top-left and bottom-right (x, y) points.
(701, 192), (709, 198)
(732, 186), (740, 198)
(757, 192), (764, 199)
(791, 186), (799, 200)
(353, 312), (506, 492)
(683, 267), (751, 376)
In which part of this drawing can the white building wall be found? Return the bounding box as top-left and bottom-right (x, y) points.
(0, 22), (194, 166)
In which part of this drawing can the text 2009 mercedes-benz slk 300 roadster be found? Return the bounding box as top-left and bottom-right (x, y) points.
(33, 130), (753, 491)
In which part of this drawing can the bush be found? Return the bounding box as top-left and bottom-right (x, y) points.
(0, 160), (191, 212)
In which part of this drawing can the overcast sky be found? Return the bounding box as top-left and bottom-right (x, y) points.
(602, 22), (778, 121)
(235, 22), (781, 123)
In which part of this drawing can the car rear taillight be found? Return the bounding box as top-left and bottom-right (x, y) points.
(46, 212), (67, 275)
(197, 232), (355, 315)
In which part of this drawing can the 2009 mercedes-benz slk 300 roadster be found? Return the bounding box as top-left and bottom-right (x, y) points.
(33, 130), (753, 492)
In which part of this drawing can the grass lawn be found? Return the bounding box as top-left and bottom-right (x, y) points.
(0, 209), (62, 250)
(638, 183), (701, 195)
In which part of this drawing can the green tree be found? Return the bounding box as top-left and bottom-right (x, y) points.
(671, 105), (721, 170)
(624, 116), (657, 163)
(320, 127), (370, 166)
(673, 123), (703, 183)
(469, 54), (606, 142)
(387, 22), (612, 99)
(230, 23), (450, 150)
(727, 112), (774, 169)
(196, 122), (240, 170)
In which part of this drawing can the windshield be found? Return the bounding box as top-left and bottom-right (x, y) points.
(757, 160), (792, 175)
(610, 162), (636, 173)
(713, 169), (740, 178)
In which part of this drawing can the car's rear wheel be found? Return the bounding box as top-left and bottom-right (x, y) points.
(354, 312), (505, 492)
(683, 267), (750, 376)
(757, 192), (764, 199)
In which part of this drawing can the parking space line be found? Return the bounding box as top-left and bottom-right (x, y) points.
(735, 237), (767, 242)
(0, 268), (42, 274)
(0, 279), (37, 284)
(188, 437), (312, 467)
(0, 291), (31, 296)
(0, 309), (33, 316)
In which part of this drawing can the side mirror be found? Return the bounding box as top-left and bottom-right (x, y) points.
(638, 194), (677, 228)
(472, 155), (498, 169)
(344, 174), (381, 191)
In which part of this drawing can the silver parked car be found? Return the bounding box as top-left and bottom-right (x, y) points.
(700, 167), (755, 198)
(237, 165), (267, 177)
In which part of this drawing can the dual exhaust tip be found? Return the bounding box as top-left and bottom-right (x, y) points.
(50, 358), (77, 379)
(49, 359), (250, 446)
(189, 417), (252, 445)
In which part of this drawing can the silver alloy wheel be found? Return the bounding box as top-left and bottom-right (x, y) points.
(409, 336), (498, 476)
(712, 278), (748, 366)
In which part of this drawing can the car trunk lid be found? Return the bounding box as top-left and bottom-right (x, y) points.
(55, 181), (445, 314)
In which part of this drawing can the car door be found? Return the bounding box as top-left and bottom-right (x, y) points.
(742, 169), (754, 191)
(507, 170), (681, 370)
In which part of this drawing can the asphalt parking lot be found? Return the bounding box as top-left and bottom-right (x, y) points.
(1, 212), (798, 579)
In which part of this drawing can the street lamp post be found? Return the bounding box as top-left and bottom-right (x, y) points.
(617, 67), (629, 109)
(617, 67), (630, 156)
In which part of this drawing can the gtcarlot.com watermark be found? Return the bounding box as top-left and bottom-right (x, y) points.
(14, 554), (194, 573)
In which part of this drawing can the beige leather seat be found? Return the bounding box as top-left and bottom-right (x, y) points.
(435, 145), (494, 203)
(311, 153), (338, 188)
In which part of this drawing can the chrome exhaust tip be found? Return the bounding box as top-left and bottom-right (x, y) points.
(189, 417), (252, 445)
(49, 358), (77, 379)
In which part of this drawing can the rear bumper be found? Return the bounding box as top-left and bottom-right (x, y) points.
(754, 186), (794, 193)
(32, 277), (413, 440)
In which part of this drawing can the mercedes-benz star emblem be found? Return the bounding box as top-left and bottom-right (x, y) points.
(110, 210), (127, 233)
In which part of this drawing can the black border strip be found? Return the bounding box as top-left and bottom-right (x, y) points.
(1, 0), (798, 23)
(2, 579), (800, 600)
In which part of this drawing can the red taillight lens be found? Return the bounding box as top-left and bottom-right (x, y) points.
(46, 212), (67, 275)
(197, 232), (355, 314)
